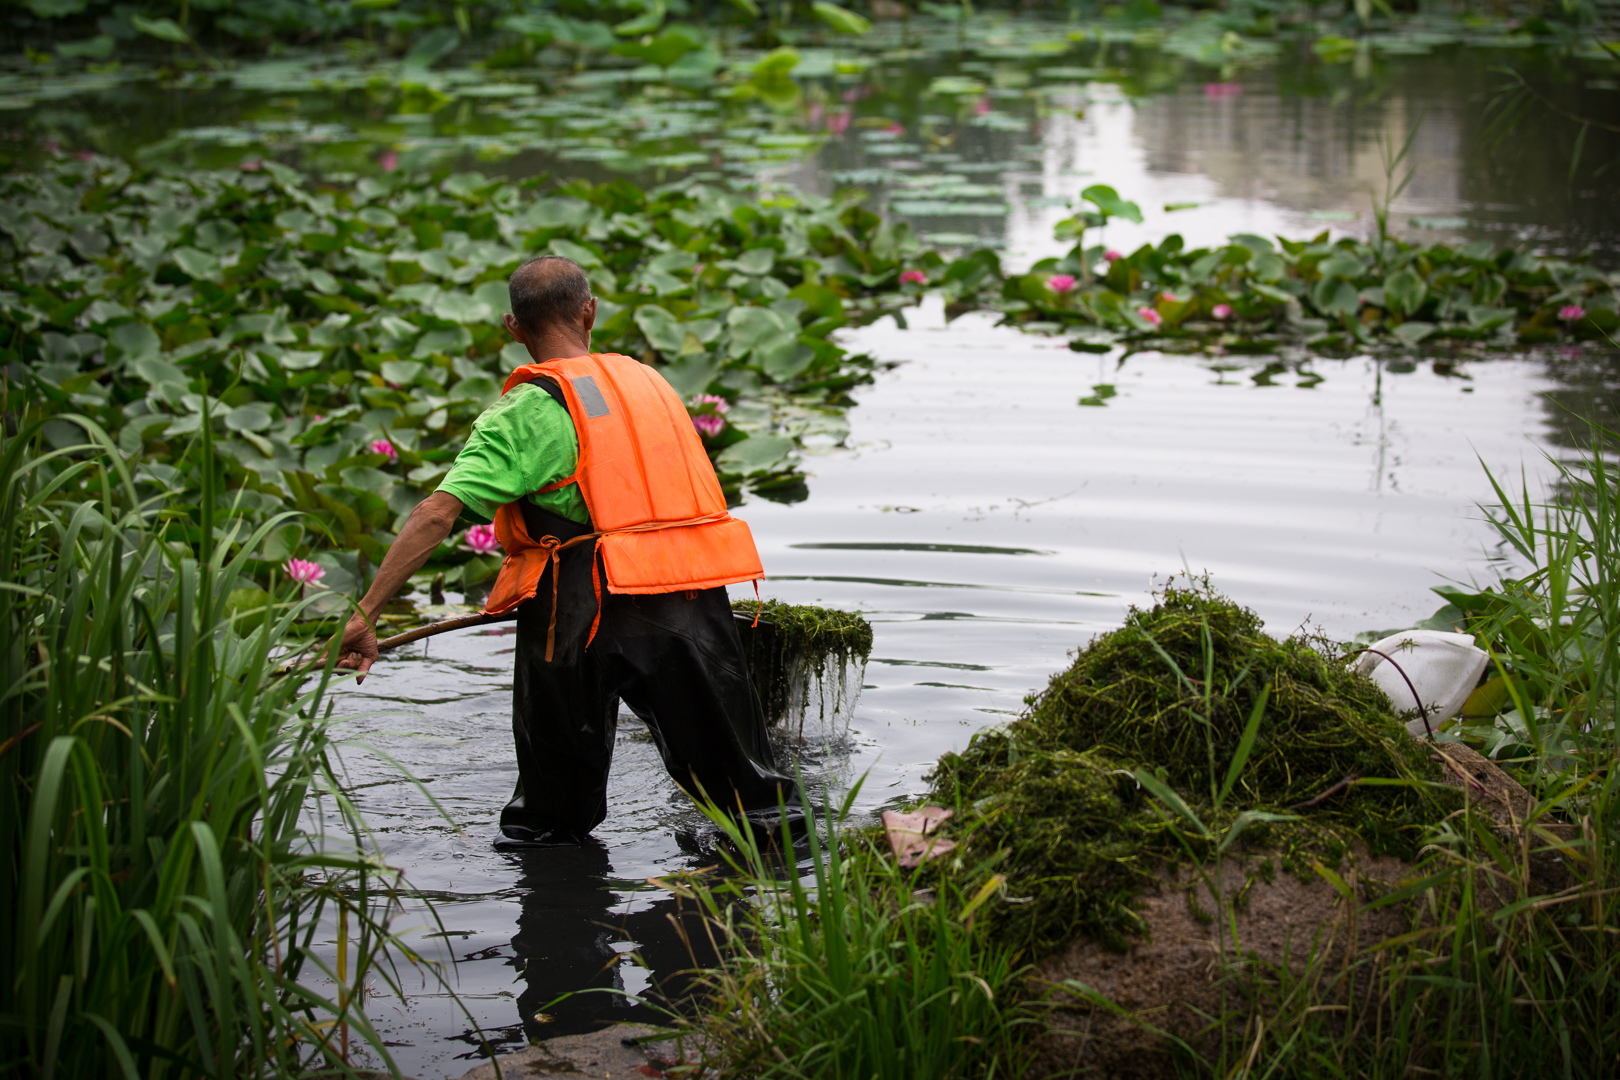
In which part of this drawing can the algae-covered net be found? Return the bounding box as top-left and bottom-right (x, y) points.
(925, 586), (1460, 956)
(733, 600), (874, 743)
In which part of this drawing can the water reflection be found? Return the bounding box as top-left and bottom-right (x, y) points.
(507, 841), (711, 1041)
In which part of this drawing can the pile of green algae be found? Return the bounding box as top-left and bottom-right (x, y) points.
(919, 587), (1462, 956)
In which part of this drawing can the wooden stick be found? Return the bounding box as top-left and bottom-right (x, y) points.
(275, 610), (517, 677)
(374, 610), (515, 653)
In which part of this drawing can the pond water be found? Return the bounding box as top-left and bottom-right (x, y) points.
(14, 15), (1614, 1075)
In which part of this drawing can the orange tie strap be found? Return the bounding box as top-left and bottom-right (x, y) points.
(752, 579), (763, 627)
(538, 471), (578, 493)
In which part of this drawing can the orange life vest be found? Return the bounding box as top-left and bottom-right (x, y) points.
(482, 352), (764, 656)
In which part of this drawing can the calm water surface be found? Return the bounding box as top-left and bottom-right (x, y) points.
(328, 299), (1586, 1076)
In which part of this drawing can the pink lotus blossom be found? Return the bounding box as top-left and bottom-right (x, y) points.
(692, 393), (730, 413)
(369, 439), (398, 460)
(1204, 82), (1242, 98)
(312, 413), (325, 422)
(1104, 249), (1123, 262)
(1048, 274), (1077, 294)
(1211, 304), (1232, 319)
(462, 524), (501, 555)
(900, 269), (928, 285)
(379, 150), (399, 173)
(886, 121), (905, 135)
(841, 86), (866, 104)
(239, 158), (263, 172)
(690, 393), (729, 437)
(1559, 305), (1586, 323)
(974, 97), (991, 115)
(827, 111), (851, 137)
(808, 102), (824, 128)
(284, 558), (325, 586)
(1136, 306), (1163, 327)
(74, 150), (94, 161)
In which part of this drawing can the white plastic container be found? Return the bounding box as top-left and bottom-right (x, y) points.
(1352, 629), (1489, 738)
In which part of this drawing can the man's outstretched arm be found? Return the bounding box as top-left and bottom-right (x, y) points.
(336, 489), (466, 681)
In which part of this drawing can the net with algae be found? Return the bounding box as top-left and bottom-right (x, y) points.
(919, 586), (1462, 957)
(733, 600), (874, 744)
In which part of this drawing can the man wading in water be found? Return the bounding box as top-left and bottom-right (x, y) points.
(335, 255), (796, 847)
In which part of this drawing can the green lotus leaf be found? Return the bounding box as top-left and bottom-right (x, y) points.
(130, 14), (189, 42)
(225, 403), (275, 433)
(1081, 184), (1143, 225)
(107, 322), (161, 364)
(715, 434), (794, 475)
(380, 359), (427, 385)
(812, 1), (871, 34)
(431, 291), (494, 324)
(634, 305), (686, 355)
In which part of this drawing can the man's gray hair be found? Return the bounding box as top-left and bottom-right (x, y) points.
(508, 256), (592, 334)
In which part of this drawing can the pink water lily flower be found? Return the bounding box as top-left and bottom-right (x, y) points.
(690, 393), (729, 438)
(827, 110), (852, 137)
(974, 97), (991, 115)
(284, 558), (325, 586)
(369, 439), (398, 460)
(1104, 249), (1123, 262)
(1559, 305), (1586, 323)
(1048, 274), (1077, 294)
(900, 269), (928, 285)
(1212, 304), (1233, 319)
(1136, 306), (1163, 327)
(1204, 82), (1242, 99)
(379, 150), (399, 173)
(462, 524), (501, 555)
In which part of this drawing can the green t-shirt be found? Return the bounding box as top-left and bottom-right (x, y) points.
(437, 381), (590, 525)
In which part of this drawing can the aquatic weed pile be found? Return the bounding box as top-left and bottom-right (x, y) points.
(925, 587), (1457, 956)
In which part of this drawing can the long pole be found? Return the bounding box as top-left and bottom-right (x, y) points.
(275, 611), (517, 677)
(373, 610), (515, 652)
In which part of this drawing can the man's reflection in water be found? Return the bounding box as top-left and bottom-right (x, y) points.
(506, 841), (716, 1043)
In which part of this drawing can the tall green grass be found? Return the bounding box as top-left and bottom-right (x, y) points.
(0, 415), (432, 1078)
(665, 785), (1042, 1080)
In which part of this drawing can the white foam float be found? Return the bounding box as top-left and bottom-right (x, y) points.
(1352, 629), (1489, 738)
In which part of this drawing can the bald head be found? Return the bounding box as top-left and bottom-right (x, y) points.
(508, 256), (592, 336)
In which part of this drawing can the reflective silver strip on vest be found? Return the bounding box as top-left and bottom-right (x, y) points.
(574, 375), (610, 418)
